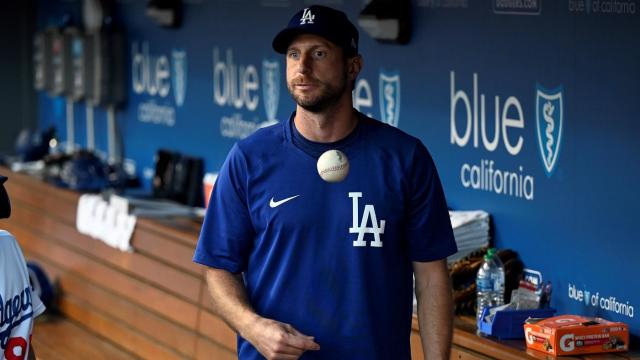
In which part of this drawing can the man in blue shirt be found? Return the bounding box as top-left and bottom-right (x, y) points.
(194, 5), (457, 359)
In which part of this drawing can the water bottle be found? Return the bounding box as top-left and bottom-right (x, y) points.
(487, 248), (505, 305)
(487, 248), (504, 275)
(476, 248), (505, 322)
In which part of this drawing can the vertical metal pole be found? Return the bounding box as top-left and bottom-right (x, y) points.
(107, 105), (117, 164)
(66, 98), (74, 153)
(86, 101), (95, 151)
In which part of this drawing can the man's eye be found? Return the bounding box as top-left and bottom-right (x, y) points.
(314, 50), (326, 58)
(288, 51), (299, 59)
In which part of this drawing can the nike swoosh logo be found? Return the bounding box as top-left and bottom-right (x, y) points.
(269, 195), (300, 208)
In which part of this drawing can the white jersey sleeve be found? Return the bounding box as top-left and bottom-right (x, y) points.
(0, 230), (46, 360)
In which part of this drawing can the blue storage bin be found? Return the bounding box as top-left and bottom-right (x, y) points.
(477, 307), (556, 339)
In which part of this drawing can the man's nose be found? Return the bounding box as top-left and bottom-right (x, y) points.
(297, 53), (312, 74)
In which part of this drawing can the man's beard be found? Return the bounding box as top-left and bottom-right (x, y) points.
(287, 71), (348, 113)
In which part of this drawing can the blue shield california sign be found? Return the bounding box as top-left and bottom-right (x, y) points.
(379, 71), (401, 127)
(262, 59), (280, 121)
(171, 49), (187, 107)
(535, 84), (564, 176)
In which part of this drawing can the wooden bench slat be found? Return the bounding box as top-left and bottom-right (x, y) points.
(7, 180), (79, 224)
(194, 337), (237, 360)
(32, 316), (137, 360)
(60, 295), (187, 360)
(132, 228), (203, 277)
(5, 224), (200, 330)
(137, 217), (201, 248)
(24, 251), (200, 358)
(10, 200), (202, 301)
(6, 171), (202, 249)
(410, 330), (425, 359)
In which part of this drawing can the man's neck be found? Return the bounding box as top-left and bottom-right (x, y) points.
(293, 95), (358, 143)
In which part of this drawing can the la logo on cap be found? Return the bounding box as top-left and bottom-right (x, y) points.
(300, 8), (315, 25)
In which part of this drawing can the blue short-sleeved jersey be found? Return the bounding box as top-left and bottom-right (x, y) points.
(193, 112), (457, 359)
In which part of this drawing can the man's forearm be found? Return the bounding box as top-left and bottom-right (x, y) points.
(414, 260), (454, 360)
(205, 267), (321, 359)
(205, 267), (258, 338)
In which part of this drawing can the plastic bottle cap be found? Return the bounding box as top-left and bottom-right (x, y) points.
(484, 254), (492, 261)
(487, 248), (496, 256)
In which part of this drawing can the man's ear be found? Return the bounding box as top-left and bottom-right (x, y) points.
(348, 55), (363, 82)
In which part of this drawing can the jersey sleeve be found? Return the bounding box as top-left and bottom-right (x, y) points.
(193, 144), (256, 273)
(406, 142), (458, 262)
(31, 289), (46, 317)
(0, 231), (47, 317)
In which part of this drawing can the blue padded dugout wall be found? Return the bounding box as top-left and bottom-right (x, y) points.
(35, 0), (640, 337)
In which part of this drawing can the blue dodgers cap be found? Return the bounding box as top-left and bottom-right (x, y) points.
(272, 5), (359, 57)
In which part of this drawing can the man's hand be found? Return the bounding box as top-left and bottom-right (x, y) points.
(242, 317), (320, 360)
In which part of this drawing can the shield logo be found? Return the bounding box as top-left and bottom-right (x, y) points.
(262, 59), (280, 121)
(379, 71), (401, 127)
(535, 84), (564, 176)
(171, 50), (187, 107)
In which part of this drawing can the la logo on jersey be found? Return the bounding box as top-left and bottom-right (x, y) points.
(349, 192), (385, 247)
(300, 8), (315, 25)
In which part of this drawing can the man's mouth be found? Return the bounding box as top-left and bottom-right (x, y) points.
(292, 76), (320, 87)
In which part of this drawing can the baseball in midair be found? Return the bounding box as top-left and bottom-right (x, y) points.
(317, 149), (349, 183)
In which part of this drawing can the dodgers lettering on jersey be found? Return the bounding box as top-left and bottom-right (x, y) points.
(194, 112), (457, 360)
(349, 192), (385, 247)
(1, 230), (46, 360)
(1, 286), (35, 339)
